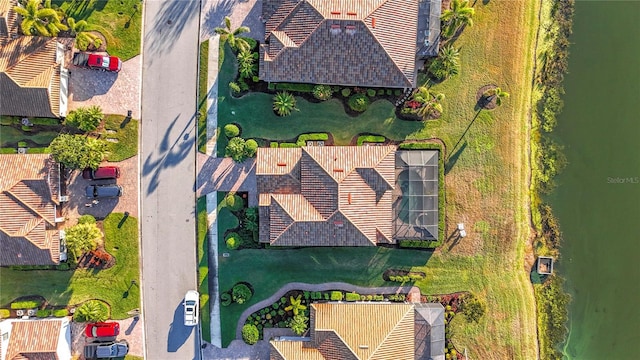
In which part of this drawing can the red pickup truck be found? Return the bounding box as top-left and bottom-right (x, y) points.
(73, 52), (122, 72)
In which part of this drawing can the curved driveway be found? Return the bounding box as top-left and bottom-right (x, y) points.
(140, 0), (200, 359)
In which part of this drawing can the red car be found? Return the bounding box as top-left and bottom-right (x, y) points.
(82, 166), (121, 180)
(73, 52), (122, 72)
(85, 322), (120, 338)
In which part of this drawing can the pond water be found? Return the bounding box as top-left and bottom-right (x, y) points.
(546, 1), (640, 358)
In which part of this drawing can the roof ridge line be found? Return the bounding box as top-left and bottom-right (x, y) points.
(301, 148), (339, 186)
(361, 23), (414, 88)
(367, 304), (414, 360)
(5, 189), (54, 227)
(335, 210), (376, 246)
(269, 197), (296, 244)
(316, 329), (359, 359)
(267, 0), (302, 40)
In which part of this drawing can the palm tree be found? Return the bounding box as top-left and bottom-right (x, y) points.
(215, 16), (250, 52)
(428, 45), (460, 80)
(414, 87), (445, 119)
(273, 91), (297, 116)
(284, 295), (307, 316)
(237, 50), (256, 79)
(288, 314), (309, 335)
(74, 300), (108, 322)
(13, 0), (67, 36)
(485, 87), (510, 106)
(441, 0), (475, 38)
(68, 17), (99, 51)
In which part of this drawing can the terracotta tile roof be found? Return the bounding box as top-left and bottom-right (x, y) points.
(271, 303), (415, 360)
(5, 320), (62, 360)
(0, 33), (62, 117)
(257, 146), (396, 246)
(260, 0), (419, 88)
(0, 0), (18, 42)
(0, 154), (61, 266)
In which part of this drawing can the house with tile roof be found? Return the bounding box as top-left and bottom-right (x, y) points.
(257, 146), (396, 246)
(0, 318), (71, 360)
(0, 0), (69, 118)
(269, 302), (445, 360)
(0, 154), (65, 266)
(259, 0), (441, 88)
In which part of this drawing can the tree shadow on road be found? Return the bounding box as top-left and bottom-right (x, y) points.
(142, 113), (196, 195)
(167, 301), (193, 352)
(145, 1), (200, 58)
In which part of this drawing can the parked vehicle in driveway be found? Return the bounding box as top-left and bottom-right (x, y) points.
(85, 322), (120, 338)
(86, 184), (123, 198)
(73, 52), (122, 72)
(183, 290), (199, 326)
(83, 166), (121, 180)
(84, 340), (128, 359)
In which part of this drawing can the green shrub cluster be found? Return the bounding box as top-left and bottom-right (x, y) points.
(221, 293), (232, 306)
(366, 89), (376, 97)
(330, 291), (343, 301)
(225, 193), (244, 211)
(74, 300), (109, 322)
(535, 276), (570, 360)
(296, 133), (329, 146)
(280, 143), (298, 148)
(224, 124), (241, 138)
(398, 240), (438, 249)
(242, 324), (260, 344)
(348, 93), (370, 112)
(341, 88), (351, 97)
(356, 135), (385, 146)
(273, 83), (315, 92)
(225, 232), (240, 250)
(37, 309), (51, 318)
(53, 309), (68, 317)
(11, 300), (41, 309)
(270, 142), (279, 148)
(460, 293), (486, 323)
(225, 137), (258, 162)
(312, 85), (333, 101)
(345, 292), (360, 302)
(387, 294), (406, 302)
(232, 283), (253, 304)
(0, 309), (10, 318)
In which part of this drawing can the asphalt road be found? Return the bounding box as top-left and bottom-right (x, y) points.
(140, 1), (201, 359)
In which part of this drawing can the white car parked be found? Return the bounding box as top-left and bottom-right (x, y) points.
(183, 290), (199, 326)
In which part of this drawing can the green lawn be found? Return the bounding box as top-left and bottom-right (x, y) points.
(196, 196), (211, 342)
(0, 213), (140, 319)
(216, 1), (540, 357)
(216, 43), (422, 153)
(198, 40), (210, 153)
(101, 115), (138, 162)
(53, 0), (142, 60)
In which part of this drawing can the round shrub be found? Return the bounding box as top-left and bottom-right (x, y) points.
(348, 94), (370, 112)
(225, 193), (244, 211)
(78, 214), (96, 225)
(225, 232), (240, 250)
(0, 309), (10, 318)
(232, 283), (253, 304)
(366, 89), (376, 97)
(242, 324), (259, 345)
(312, 85), (333, 101)
(37, 309), (50, 318)
(224, 124), (240, 138)
(245, 139), (258, 157)
(341, 88), (352, 97)
(74, 300), (109, 322)
(221, 293), (232, 306)
(53, 309), (68, 317)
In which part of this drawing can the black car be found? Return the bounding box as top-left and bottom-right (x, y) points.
(85, 184), (123, 198)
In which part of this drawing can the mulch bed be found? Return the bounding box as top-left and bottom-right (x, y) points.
(476, 84), (498, 110)
(77, 248), (116, 270)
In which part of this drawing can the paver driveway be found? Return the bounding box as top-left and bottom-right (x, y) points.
(68, 55), (141, 119)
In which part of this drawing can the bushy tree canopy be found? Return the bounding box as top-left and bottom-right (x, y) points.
(65, 222), (102, 262)
(242, 324), (259, 345)
(49, 134), (106, 170)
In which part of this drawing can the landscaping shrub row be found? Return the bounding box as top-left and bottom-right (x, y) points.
(356, 135), (386, 146)
(296, 133), (328, 146)
(268, 82), (315, 93)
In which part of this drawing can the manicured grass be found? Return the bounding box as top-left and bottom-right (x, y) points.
(216, 43), (422, 153)
(53, 0), (142, 60)
(198, 40), (210, 154)
(0, 125), (59, 148)
(101, 115), (138, 162)
(0, 213), (140, 319)
(196, 196), (211, 342)
(216, 1), (540, 357)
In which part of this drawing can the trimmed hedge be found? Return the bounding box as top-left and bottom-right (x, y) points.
(357, 135), (385, 146)
(270, 142), (279, 148)
(0, 309), (10, 318)
(221, 293), (232, 306)
(53, 309), (68, 317)
(330, 291), (343, 301)
(280, 143), (299, 148)
(242, 324), (260, 345)
(37, 309), (51, 318)
(224, 124), (241, 138)
(273, 83), (315, 93)
(11, 300), (41, 309)
(345, 292), (360, 302)
(296, 133), (329, 146)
